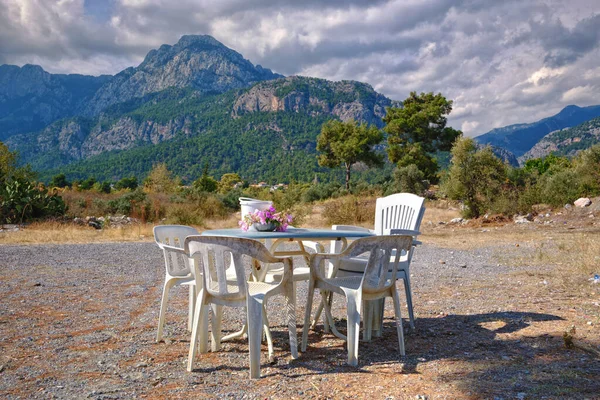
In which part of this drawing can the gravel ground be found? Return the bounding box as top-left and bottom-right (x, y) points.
(0, 240), (599, 399)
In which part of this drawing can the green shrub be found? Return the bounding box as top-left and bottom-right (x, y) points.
(166, 204), (204, 226)
(384, 165), (428, 196)
(540, 169), (582, 207)
(0, 179), (66, 223)
(106, 189), (149, 216)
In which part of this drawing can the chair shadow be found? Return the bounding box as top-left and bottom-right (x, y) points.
(258, 311), (600, 396)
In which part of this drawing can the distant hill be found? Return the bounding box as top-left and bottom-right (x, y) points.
(0, 64), (110, 140)
(520, 117), (600, 162)
(2, 35), (396, 183)
(474, 105), (600, 158)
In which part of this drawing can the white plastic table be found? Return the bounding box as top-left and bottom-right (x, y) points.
(201, 227), (375, 278)
(201, 227), (375, 339)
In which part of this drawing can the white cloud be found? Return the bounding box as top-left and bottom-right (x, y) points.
(1, 0), (600, 137)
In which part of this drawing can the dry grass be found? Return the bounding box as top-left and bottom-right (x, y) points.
(0, 221), (156, 244)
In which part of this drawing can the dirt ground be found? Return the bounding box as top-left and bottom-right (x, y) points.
(1, 202), (599, 399)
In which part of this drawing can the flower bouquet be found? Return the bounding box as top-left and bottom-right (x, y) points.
(239, 205), (293, 232)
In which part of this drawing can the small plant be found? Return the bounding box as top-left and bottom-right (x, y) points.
(239, 206), (292, 232)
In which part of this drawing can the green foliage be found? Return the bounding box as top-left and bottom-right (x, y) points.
(384, 92), (461, 183)
(539, 169), (582, 207)
(301, 182), (343, 203)
(523, 154), (571, 176)
(316, 120), (384, 189)
(192, 162), (218, 193)
(114, 176), (138, 190)
(93, 181), (112, 194)
(386, 164), (428, 196)
(442, 138), (507, 218)
(0, 179), (66, 224)
(106, 189), (150, 216)
(144, 163), (181, 193)
(79, 177), (97, 190)
(218, 173), (242, 194)
(0, 141), (65, 223)
(50, 173), (70, 188)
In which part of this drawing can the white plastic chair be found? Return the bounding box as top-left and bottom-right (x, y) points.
(301, 235), (414, 366)
(185, 235), (298, 379)
(153, 225), (200, 342)
(330, 193), (425, 331)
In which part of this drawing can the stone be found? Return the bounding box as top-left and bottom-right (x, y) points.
(514, 215), (530, 224)
(574, 197), (591, 207)
(449, 217), (463, 224)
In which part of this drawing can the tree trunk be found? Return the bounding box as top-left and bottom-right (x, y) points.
(345, 163), (351, 190)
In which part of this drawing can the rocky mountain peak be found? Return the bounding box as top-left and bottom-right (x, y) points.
(85, 35), (282, 115)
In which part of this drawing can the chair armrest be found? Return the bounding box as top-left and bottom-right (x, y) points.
(159, 243), (188, 256)
(389, 229), (421, 247)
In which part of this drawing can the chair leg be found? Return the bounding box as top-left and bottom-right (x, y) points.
(363, 300), (373, 342)
(247, 296), (264, 379)
(262, 307), (274, 362)
(373, 298), (385, 338)
(285, 280), (298, 359)
(345, 290), (362, 367)
(391, 289), (406, 356)
(403, 274), (415, 330)
(188, 285), (195, 332)
(157, 279), (176, 343)
(187, 289), (208, 372)
(301, 279), (316, 352)
(210, 304), (223, 352)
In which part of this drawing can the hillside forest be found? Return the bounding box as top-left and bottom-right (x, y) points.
(3, 90), (600, 226)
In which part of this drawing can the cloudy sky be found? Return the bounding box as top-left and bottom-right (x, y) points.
(1, 0), (600, 136)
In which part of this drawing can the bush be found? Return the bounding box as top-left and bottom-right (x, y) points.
(166, 204), (204, 226)
(106, 189), (150, 216)
(0, 178), (66, 224)
(540, 169), (582, 207)
(302, 182), (342, 203)
(385, 165), (428, 196)
(114, 176), (138, 191)
(322, 196), (375, 226)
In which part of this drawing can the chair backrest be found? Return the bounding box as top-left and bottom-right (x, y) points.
(153, 225), (199, 277)
(342, 235), (413, 293)
(184, 236), (288, 302)
(374, 193), (425, 235)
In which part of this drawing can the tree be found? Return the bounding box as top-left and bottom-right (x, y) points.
(384, 92), (461, 183)
(442, 138), (507, 218)
(218, 173), (242, 194)
(316, 120), (384, 190)
(115, 176), (138, 191)
(144, 163), (181, 193)
(193, 162), (218, 193)
(49, 173), (70, 188)
(0, 141), (17, 182)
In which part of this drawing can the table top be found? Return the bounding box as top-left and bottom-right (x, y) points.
(201, 227), (376, 240)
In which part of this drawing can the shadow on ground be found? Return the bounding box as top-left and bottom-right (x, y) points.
(257, 311), (600, 398)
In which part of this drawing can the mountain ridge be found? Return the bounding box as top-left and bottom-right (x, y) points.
(474, 104), (600, 158)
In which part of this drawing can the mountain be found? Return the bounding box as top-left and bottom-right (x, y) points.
(2, 35), (396, 183)
(232, 76), (397, 128)
(0, 64), (110, 140)
(83, 35), (282, 116)
(474, 105), (600, 158)
(521, 117), (600, 162)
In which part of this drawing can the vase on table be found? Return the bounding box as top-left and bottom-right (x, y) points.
(254, 222), (277, 232)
